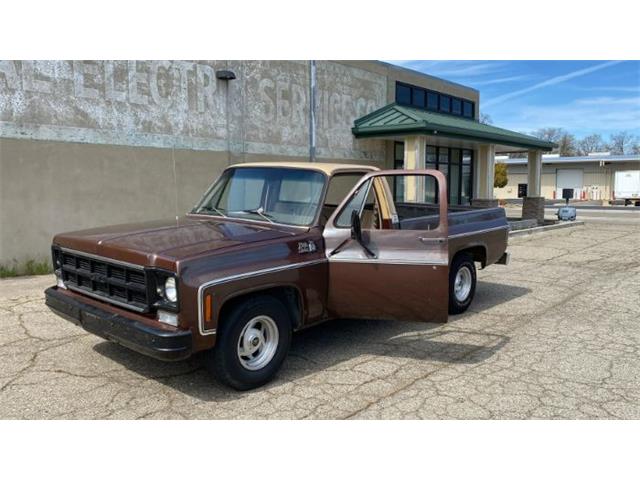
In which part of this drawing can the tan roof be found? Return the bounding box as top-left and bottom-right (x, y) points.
(230, 161), (379, 175)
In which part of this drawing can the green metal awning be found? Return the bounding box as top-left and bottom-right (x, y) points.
(352, 103), (556, 151)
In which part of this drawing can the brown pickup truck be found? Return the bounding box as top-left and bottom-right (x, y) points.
(45, 162), (509, 390)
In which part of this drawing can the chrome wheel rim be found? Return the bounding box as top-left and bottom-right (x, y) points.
(237, 315), (279, 371)
(454, 266), (472, 302)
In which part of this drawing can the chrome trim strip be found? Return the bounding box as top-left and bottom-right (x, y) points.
(448, 225), (509, 239)
(65, 284), (147, 313)
(59, 247), (145, 270)
(197, 258), (327, 336)
(328, 258), (448, 266)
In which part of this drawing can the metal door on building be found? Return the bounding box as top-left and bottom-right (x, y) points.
(556, 169), (584, 199)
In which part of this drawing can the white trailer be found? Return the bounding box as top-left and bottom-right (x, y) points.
(614, 170), (640, 206)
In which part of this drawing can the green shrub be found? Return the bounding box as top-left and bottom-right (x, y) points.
(23, 259), (53, 276)
(0, 265), (19, 278)
(494, 162), (509, 189)
(0, 258), (53, 278)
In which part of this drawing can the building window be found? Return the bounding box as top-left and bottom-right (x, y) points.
(395, 82), (475, 120)
(451, 98), (462, 116)
(411, 88), (425, 108)
(426, 146), (437, 167)
(427, 91), (438, 110)
(461, 149), (473, 205)
(393, 143), (474, 206)
(439, 95), (451, 113)
(396, 84), (411, 105)
(450, 149), (461, 204)
(394, 141), (405, 202)
(463, 101), (473, 118)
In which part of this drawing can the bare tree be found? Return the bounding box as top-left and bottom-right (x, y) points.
(607, 131), (637, 155)
(479, 113), (493, 125)
(532, 127), (564, 145)
(557, 133), (578, 156)
(532, 128), (577, 156)
(578, 134), (604, 155)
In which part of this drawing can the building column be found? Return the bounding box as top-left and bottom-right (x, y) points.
(522, 150), (545, 224)
(403, 135), (426, 202)
(472, 144), (498, 208)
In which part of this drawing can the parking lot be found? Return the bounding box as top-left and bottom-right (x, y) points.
(1, 222), (639, 419)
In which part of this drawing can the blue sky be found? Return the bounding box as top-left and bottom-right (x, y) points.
(390, 61), (640, 140)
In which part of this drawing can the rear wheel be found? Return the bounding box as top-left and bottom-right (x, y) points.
(448, 253), (476, 314)
(205, 295), (292, 390)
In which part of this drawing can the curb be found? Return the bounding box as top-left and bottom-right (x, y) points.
(509, 220), (585, 237)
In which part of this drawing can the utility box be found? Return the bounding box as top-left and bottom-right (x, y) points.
(557, 206), (577, 221)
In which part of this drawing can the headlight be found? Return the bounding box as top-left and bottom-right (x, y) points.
(164, 277), (178, 303)
(152, 270), (179, 310)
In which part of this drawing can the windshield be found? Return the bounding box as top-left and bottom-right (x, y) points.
(192, 167), (326, 226)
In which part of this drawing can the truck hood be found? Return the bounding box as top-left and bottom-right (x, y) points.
(53, 216), (298, 268)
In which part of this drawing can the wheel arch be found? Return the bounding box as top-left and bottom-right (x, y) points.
(216, 284), (303, 333)
(452, 244), (487, 268)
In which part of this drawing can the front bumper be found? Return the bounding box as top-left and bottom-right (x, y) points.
(45, 287), (192, 361)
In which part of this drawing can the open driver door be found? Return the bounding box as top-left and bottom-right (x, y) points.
(322, 169), (449, 323)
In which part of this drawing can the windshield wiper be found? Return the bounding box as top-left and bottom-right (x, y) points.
(196, 205), (227, 217)
(231, 207), (275, 224)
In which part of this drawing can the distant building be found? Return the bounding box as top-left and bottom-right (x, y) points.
(494, 153), (640, 201)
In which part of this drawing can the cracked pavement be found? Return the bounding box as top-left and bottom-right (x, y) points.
(1, 222), (639, 419)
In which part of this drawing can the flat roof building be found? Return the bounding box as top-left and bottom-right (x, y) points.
(494, 153), (640, 202)
(0, 60), (554, 266)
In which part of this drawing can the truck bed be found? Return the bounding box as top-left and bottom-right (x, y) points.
(396, 203), (508, 237)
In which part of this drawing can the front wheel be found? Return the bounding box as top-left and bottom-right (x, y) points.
(205, 295), (292, 390)
(448, 253), (477, 314)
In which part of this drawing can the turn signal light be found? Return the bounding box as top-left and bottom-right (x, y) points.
(204, 294), (212, 323)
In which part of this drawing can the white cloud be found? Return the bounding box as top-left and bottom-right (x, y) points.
(472, 75), (535, 86)
(576, 86), (640, 93)
(389, 60), (505, 78)
(574, 96), (640, 106)
(493, 95), (640, 134)
(483, 61), (623, 107)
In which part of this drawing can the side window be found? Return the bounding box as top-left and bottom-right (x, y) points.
(321, 172), (366, 226)
(324, 173), (365, 205)
(387, 173), (441, 231)
(334, 173), (441, 231)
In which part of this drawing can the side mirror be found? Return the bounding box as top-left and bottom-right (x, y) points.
(350, 210), (362, 242)
(350, 210), (376, 258)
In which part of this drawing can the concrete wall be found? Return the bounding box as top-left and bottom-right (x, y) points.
(0, 60), (478, 266)
(494, 161), (640, 200)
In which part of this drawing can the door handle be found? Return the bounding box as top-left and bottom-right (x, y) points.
(418, 237), (446, 244)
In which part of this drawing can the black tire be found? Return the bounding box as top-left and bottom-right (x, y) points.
(448, 253), (477, 315)
(205, 295), (292, 390)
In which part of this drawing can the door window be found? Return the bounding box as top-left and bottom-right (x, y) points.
(334, 173), (442, 232)
(334, 179), (374, 228)
(321, 173), (367, 226)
